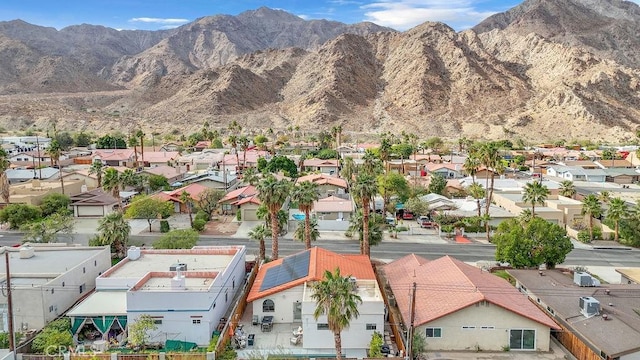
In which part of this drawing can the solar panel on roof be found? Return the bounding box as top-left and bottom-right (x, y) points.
(260, 250), (311, 291)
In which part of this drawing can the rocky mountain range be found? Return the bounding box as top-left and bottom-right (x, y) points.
(0, 1), (639, 142)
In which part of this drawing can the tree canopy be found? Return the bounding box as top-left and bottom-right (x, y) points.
(153, 229), (199, 249)
(493, 217), (573, 269)
(125, 195), (174, 232)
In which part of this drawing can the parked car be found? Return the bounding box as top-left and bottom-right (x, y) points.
(402, 211), (415, 220)
(418, 216), (435, 228)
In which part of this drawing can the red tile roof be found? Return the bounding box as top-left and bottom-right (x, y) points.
(167, 183), (209, 202)
(382, 255), (558, 329)
(219, 185), (258, 203)
(247, 247), (375, 302)
(297, 173), (348, 188)
(313, 195), (353, 213)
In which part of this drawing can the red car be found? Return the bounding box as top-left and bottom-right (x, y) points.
(402, 211), (414, 220)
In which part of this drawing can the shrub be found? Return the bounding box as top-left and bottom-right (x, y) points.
(0, 204), (42, 229)
(368, 331), (384, 358)
(192, 218), (206, 232)
(236, 211), (241, 221)
(578, 227), (602, 243)
(40, 193), (71, 216)
(160, 220), (170, 233)
(195, 210), (210, 222)
(153, 229), (199, 249)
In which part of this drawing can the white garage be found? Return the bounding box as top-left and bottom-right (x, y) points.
(70, 189), (119, 217)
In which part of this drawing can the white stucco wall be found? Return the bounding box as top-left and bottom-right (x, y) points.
(251, 286), (304, 324)
(126, 247), (247, 346)
(416, 302), (551, 351)
(4, 247), (111, 331)
(621, 350), (640, 360)
(301, 298), (384, 351)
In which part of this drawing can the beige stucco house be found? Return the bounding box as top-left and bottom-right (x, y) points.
(382, 255), (558, 352)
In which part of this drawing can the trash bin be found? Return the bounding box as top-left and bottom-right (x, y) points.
(248, 334), (255, 346)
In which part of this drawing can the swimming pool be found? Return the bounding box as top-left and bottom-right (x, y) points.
(292, 213), (305, 221)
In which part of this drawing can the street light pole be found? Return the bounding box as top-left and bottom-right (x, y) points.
(4, 251), (15, 354)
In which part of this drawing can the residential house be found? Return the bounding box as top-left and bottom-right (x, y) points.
(218, 185), (258, 215)
(153, 183), (209, 213)
(312, 195), (354, 231)
(383, 255), (558, 352)
(67, 246), (247, 346)
(139, 151), (180, 168)
(159, 142), (183, 152)
(296, 173), (348, 199)
(5, 168), (59, 184)
(176, 150), (224, 171)
(0, 245), (111, 332)
(302, 158), (339, 175)
(246, 247), (384, 357)
(9, 150), (55, 165)
(70, 188), (119, 217)
(182, 170), (238, 190)
(7, 179), (84, 206)
(92, 149), (137, 167)
(235, 195), (261, 221)
(142, 165), (186, 185)
(596, 159), (634, 169)
(426, 163), (464, 179)
(547, 165), (607, 182)
(62, 170), (99, 190)
(219, 150), (270, 173)
(509, 269), (640, 360)
(193, 141), (212, 152)
(603, 168), (640, 184)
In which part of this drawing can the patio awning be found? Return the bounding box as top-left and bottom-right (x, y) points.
(67, 291), (127, 334)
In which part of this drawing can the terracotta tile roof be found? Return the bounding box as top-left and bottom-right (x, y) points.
(167, 183), (209, 202)
(233, 194), (260, 206)
(142, 151), (180, 163)
(247, 247), (374, 302)
(143, 165), (185, 179)
(382, 255), (558, 329)
(313, 195), (353, 213)
(303, 158), (339, 167)
(93, 149), (136, 161)
(219, 185), (258, 203)
(296, 173), (348, 188)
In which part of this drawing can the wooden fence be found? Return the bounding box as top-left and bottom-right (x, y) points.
(215, 260), (260, 356)
(373, 265), (406, 354)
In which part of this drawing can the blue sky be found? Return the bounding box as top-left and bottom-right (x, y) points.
(0, 0), (530, 32)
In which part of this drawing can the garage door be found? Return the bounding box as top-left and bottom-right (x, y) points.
(77, 206), (105, 217)
(243, 209), (258, 221)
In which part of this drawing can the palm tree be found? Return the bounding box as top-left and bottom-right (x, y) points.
(606, 197), (626, 242)
(522, 181), (550, 217)
(180, 191), (194, 227)
(128, 135), (140, 167)
(96, 211), (131, 258)
(0, 148), (10, 204)
(311, 268), (362, 360)
(257, 175), (291, 260)
(467, 183), (485, 218)
(340, 157), (356, 182)
(103, 168), (123, 208)
(598, 191), (612, 204)
(239, 135), (251, 171)
(477, 142), (501, 241)
(294, 218), (320, 245)
(248, 223), (268, 261)
(463, 154), (480, 183)
(581, 194), (602, 242)
(47, 139), (65, 194)
(517, 208), (534, 225)
(559, 180), (576, 198)
(135, 130), (145, 166)
(89, 160), (105, 188)
(291, 181), (320, 248)
(242, 167), (260, 186)
(351, 173), (377, 257)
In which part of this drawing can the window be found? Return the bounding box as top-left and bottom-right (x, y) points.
(425, 328), (441, 338)
(192, 319), (201, 324)
(79, 284), (85, 294)
(94, 260), (97, 266)
(225, 289), (228, 303)
(480, 326), (495, 330)
(152, 318), (163, 325)
(62, 282), (65, 287)
(366, 324), (377, 330)
(49, 305), (54, 313)
(232, 278), (236, 289)
(263, 299), (275, 312)
(51, 288), (54, 294)
(83, 267), (86, 274)
(510, 329), (535, 350)
(317, 323), (329, 330)
(461, 326), (475, 330)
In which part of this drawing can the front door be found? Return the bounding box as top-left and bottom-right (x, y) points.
(293, 302), (302, 321)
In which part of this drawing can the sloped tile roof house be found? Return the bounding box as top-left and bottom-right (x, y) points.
(382, 255), (558, 352)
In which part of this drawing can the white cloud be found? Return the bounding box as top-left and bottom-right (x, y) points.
(361, 0), (497, 31)
(298, 14), (310, 20)
(129, 17), (190, 25)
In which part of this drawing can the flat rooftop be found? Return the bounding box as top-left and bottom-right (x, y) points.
(131, 271), (218, 292)
(100, 248), (239, 280)
(0, 247), (106, 277)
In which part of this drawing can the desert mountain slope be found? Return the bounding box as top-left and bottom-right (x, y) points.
(474, 0), (640, 68)
(0, 3), (639, 142)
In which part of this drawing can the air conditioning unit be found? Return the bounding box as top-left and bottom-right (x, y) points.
(574, 272), (600, 287)
(579, 296), (600, 317)
(348, 277), (357, 291)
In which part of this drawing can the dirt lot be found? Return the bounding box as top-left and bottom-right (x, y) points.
(201, 215), (239, 236)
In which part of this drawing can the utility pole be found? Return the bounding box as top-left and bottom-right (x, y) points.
(5, 251), (15, 353)
(407, 281), (417, 360)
